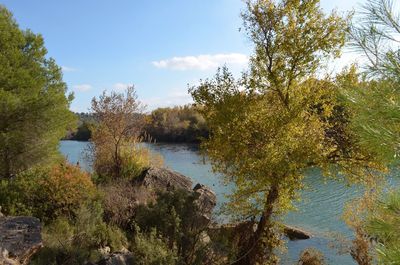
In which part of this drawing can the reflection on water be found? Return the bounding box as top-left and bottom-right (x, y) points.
(61, 140), (393, 265)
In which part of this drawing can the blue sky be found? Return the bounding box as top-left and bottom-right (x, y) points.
(2, 0), (366, 112)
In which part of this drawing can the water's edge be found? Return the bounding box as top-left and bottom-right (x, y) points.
(60, 140), (361, 265)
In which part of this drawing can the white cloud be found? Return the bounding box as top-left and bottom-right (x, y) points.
(143, 88), (193, 110)
(61, 66), (77, 72)
(152, 53), (248, 71)
(72, 84), (92, 92)
(113, 83), (133, 92)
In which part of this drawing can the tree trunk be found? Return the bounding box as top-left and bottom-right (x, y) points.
(233, 184), (280, 265)
(114, 144), (121, 178)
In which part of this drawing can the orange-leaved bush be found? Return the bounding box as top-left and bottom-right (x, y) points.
(0, 162), (97, 223)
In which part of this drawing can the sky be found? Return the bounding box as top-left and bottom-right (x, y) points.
(1, 0), (367, 113)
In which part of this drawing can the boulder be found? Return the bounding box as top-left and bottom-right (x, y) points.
(283, 225), (312, 240)
(133, 167), (193, 192)
(0, 217), (42, 265)
(193, 183), (217, 222)
(131, 168), (217, 227)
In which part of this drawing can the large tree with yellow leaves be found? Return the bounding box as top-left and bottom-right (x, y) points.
(190, 0), (379, 264)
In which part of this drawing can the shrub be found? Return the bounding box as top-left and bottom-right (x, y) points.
(120, 145), (163, 180)
(132, 227), (177, 265)
(31, 201), (128, 265)
(90, 87), (146, 180)
(100, 179), (152, 229)
(135, 189), (210, 265)
(94, 145), (163, 183)
(298, 248), (326, 265)
(0, 162), (97, 223)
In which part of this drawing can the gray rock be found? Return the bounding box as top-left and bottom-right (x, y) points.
(133, 167), (193, 192)
(0, 216), (42, 265)
(131, 168), (217, 227)
(283, 225), (312, 240)
(193, 183), (217, 223)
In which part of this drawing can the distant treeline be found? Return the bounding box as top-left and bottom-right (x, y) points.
(64, 112), (93, 141)
(64, 105), (209, 143)
(144, 105), (208, 143)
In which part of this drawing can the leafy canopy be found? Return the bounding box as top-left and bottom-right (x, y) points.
(90, 86), (147, 180)
(190, 0), (358, 263)
(191, 0), (349, 219)
(0, 6), (76, 178)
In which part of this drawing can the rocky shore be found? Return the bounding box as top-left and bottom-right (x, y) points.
(0, 216), (42, 265)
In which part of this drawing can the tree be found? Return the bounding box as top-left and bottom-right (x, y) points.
(0, 6), (76, 178)
(344, 0), (400, 263)
(90, 86), (146, 180)
(367, 190), (400, 264)
(190, 0), (365, 264)
(145, 105), (208, 143)
(347, 0), (400, 163)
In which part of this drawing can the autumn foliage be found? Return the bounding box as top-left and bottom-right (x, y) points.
(0, 163), (97, 223)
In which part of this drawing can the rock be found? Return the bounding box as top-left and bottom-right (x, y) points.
(133, 168), (217, 225)
(133, 167), (193, 192)
(98, 246), (111, 256)
(0, 217), (42, 265)
(95, 252), (135, 265)
(193, 183), (217, 214)
(193, 183), (217, 224)
(283, 225), (312, 240)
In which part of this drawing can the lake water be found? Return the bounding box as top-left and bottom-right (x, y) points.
(59, 140), (391, 265)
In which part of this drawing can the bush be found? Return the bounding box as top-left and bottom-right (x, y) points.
(0, 162), (97, 223)
(31, 201), (128, 265)
(120, 145), (163, 180)
(298, 248), (326, 265)
(135, 189), (210, 265)
(94, 145), (163, 183)
(101, 179), (152, 229)
(132, 227), (177, 265)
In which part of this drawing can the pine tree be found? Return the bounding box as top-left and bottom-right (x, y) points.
(0, 6), (76, 178)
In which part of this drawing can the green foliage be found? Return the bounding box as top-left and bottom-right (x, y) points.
(31, 201), (128, 265)
(0, 6), (76, 178)
(145, 105), (208, 143)
(64, 113), (95, 141)
(135, 189), (210, 265)
(346, 0), (400, 164)
(350, 0), (400, 79)
(93, 144), (163, 184)
(132, 227), (178, 265)
(189, 0), (368, 263)
(339, 67), (400, 164)
(344, 1), (400, 263)
(367, 190), (400, 264)
(71, 121), (92, 141)
(0, 162), (97, 223)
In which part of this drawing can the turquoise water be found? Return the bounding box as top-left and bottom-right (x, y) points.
(59, 140), (383, 265)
